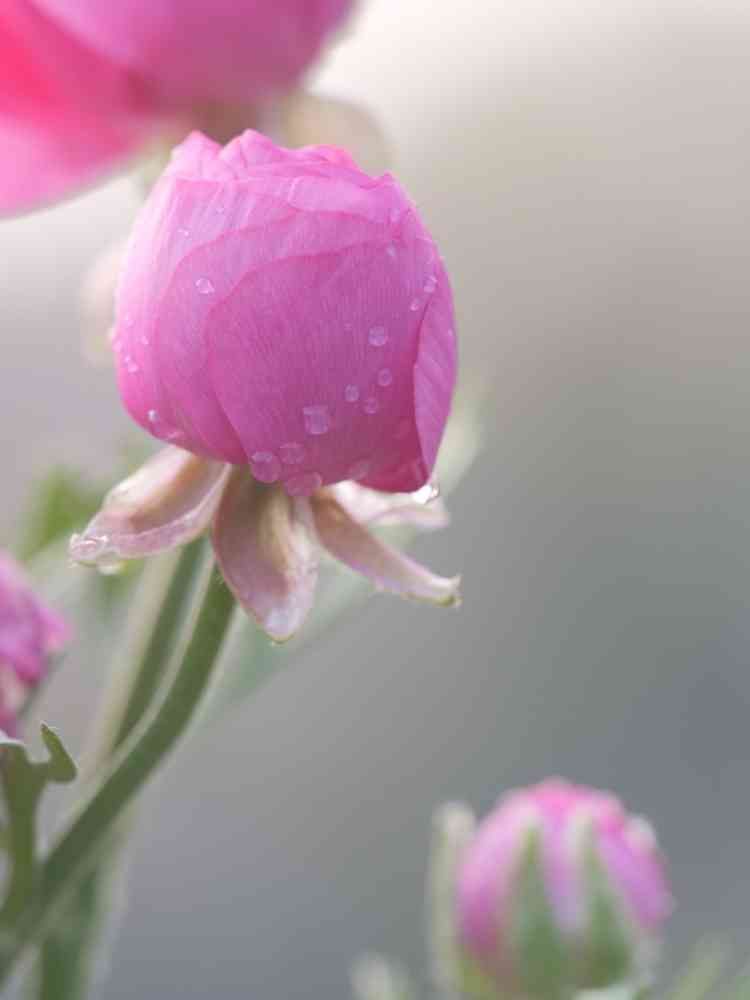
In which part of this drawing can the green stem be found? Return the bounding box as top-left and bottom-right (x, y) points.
(0, 559), (235, 986)
(33, 541), (207, 999)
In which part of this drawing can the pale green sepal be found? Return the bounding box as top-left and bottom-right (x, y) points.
(351, 955), (415, 1000)
(577, 822), (633, 991)
(510, 824), (569, 1000)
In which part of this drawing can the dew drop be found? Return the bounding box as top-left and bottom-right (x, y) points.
(148, 409), (159, 424)
(125, 356), (139, 374)
(123, 312), (134, 328)
(424, 275), (438, 294)
(195, 277), (215, 295)
(177, 227), (190, 237)
(377, 368), (393, 388)
(141, 335), (150, 346)
(413, 478), (440, 504)
(286, 472), (323, 497)
(302, 405), (330, 436)
(368, 326), (388, 347)
(250, 451), (281, 484)
(112, 340), (122, 354)
(386, 245), (397, 259)
(348, 460), (371, 481)
(363, 397), (379, 415)
(280, 442), (305, 465)
(409, 298), (421, 312)
(215, 203), (225, 214)
(344, 384), (360, 403)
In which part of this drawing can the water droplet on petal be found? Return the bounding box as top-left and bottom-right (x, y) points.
(286, 472), (323, 497)
(250, 451), (281, 484)
(344, 384), (360, 403)
(195, 277), (215, 295)
(141, 335), (150, 346)
(386, 245), (397, 259)
(125, 356), (139, 374)
(280, 442), (305, 465)
(413, 478), (440, 504)
(303, 405), (330, 436)
(410, 298), (421, 312)
(377, 368), (393, 388)
(424, 275), (438, 294)
(177, 227), (190, 237)
(148, 409), (158, 424)
(363, 397), (379, 415)
(215, 203), (225, 214)
(348, 460), (370, 481)
(368, 326), (388, 347)
(123, 312), (134, 328)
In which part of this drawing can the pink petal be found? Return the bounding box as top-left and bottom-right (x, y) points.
(70, 447), (229, 568)
(311, 494), (460, 606)
(212, 471), (319, 642)
(329, 482), (449, 531)
(0, 551), (71, 684)
(0, 0), (162, 216)
(33, 0), (354, 105)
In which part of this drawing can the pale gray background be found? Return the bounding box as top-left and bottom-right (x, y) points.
(3, 1), (750, 996)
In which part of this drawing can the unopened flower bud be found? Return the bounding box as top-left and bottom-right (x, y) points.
(454, 779), (673, 999)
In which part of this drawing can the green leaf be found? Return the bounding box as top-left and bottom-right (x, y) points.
(0, 726), (77, 922)
(579, 824), (633, 990)
(19, 468), (104, 560)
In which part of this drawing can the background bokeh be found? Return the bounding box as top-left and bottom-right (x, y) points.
(3, 0), (750, 996)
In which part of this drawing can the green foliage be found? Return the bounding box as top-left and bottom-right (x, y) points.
(19, 468), (103, 561)
(0, 726), (77, 923)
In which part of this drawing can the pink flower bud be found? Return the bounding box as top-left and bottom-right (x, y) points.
(113, 129), (457, 496)
(32, 0), (353, 105)
(456, 779), (673, 996)
(0, 551), (71, 734)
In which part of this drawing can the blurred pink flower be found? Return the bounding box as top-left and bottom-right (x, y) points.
(71, 130), (459, 640)
(456, 779), (673, 996)
(0, 551), (71, 734)
(0, 0), (354, 215)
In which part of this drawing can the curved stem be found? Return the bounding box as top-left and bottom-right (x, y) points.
(33, 540), (207, 999)
(0, 560), (235, 985)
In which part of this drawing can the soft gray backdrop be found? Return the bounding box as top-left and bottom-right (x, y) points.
(2, 1), (750, 996)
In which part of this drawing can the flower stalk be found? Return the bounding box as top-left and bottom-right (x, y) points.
(0, 552), (235, 987)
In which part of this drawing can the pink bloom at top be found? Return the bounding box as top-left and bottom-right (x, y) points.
(456, 779), (673, 995)
(0, 550), (71, 734)
(72, 131), (460, 641)
(0, 0), (354, 215)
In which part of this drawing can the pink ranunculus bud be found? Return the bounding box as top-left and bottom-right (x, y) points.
(32, 0), (354, 105)
(72, 132), (460, 641)
(0, 551), (71, 734)
(113, 129), (457, 497)
(456, 779), (673, 998)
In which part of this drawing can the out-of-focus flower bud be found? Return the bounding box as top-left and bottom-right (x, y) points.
(0, 551), (71, 734)
(443, 780), (672, 999)
(1, 0), (355, 215)
(32, 0), (354, 106)
(113, 129), (457, 497)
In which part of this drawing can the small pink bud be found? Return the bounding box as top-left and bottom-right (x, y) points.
(0, 551), (71, 734)
(113, 129), (457, 497)
(456, 779), (673, 997)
